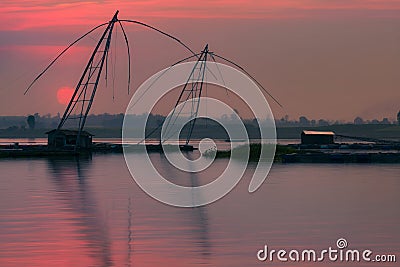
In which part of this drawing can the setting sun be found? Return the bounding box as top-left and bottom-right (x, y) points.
(56, 87), (74, 105)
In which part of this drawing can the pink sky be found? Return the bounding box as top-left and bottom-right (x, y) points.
(0, 0), (399, 121)
(2, 0), (400, 30)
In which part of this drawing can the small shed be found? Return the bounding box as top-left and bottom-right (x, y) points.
(301, 130), (335, 145)
(46, 129), (93, 149)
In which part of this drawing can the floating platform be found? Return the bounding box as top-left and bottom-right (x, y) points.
(288, 143), (400, 150)
(279, 142), (400, 163)
(145, 144), (197, 152)
(282, 152), (400, 163)
(0, 142), (197, 158)
(1, 142), (399, 163)
(0, 147), (81, 158)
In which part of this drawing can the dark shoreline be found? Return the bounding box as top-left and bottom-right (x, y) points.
(1, 124), (399, 140)
(212, 143), (400, 163)
(1, 143), (400, 163)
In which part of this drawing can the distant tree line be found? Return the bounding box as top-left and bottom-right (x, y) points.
(276, 114), (399, 127)
(0, 112), (399, 130)
(398, 110), (400, 125)
(0, 113), (124, 130)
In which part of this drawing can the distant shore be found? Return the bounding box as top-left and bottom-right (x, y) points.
(0, 124), (399, 140)
(212, 143), (400, 163)
(1, 142), (400, 163)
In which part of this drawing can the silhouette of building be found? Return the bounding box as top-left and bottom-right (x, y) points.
(301, 130), (335, 145)
(46, 129), (93, 149)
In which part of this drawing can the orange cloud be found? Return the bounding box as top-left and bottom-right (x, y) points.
(0, 45), (92, 61)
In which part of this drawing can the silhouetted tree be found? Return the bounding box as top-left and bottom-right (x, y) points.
(299, 116), (310, 126)
(382, 118), (390, 124)
(284, 115), (289, 122)
(397, 111), (400, 125)
(27, 115), (35, 129)
(354, 116), (364, 125)
(318, 119), (329, 126)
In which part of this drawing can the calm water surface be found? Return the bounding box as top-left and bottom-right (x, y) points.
(0, 154), (399, 266)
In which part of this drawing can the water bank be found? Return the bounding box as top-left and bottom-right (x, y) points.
(0, 142), (196, 158)
(213, 143), (400, 163)
(1, 142), (400, 163)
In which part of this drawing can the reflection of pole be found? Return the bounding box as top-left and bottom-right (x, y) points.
(187, 152), (211, 258)
(127, 196), (133, 267)
(57, 11), (119, 150)
(158, 152), (212, 259)
(46, 157), (111, 266)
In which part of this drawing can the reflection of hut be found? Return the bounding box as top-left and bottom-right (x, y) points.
(46, 129), (93, 149)
(301, 130), (335, 145)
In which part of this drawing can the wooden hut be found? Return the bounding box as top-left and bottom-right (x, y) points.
(301, 130), (335, 145)
(46, 129), (93, 149)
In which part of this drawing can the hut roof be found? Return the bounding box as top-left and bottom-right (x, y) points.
(45, 129), (94, 136)
(302, 130), (335, 136)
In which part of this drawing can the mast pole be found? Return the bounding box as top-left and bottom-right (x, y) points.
(185, 44), (208, 145)
(76, 12), (119, 145)
(55, 11), (119, 150)
(57, 11), (119, 131)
